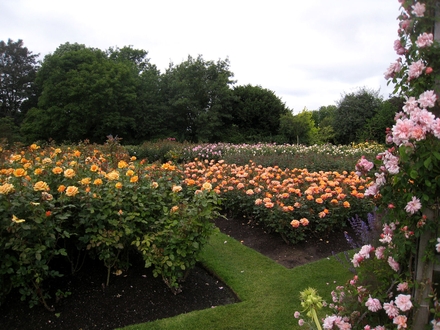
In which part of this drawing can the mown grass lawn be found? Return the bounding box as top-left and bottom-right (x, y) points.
(121, 230), (353, 330)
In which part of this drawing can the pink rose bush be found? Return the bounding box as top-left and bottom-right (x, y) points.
(296, 1), (440, 328)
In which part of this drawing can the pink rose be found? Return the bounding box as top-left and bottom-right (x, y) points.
(412, 2), (426, 17)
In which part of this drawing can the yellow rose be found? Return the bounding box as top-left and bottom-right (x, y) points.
(118, 160), (128, 168)
(93, 178), (103, 185)
(80, 177), (91, 185)
(115, 182), (123, 189)
(130, 175), (139, 183)
(202, 182), (212, 191)
(106, 170), (119, 181)
(65, 186), (79, 197)
(33, 181), (49, 191)
(126, 169), (134, 177)
(0, 183), (14, 195)
(90, 164), (99, 172)
(34, 168), (43, 175)
(12, 215), (25, 223)
(64, 168), (76, 178)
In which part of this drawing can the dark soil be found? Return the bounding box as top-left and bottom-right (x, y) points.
(0, 218), (353, 330)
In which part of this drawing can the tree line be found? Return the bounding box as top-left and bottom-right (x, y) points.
(1, 38), (402, 146)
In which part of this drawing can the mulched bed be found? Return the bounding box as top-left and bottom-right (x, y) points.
(0, 217), (353, 330)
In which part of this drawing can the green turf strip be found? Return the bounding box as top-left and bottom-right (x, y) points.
(121, 230), (352, 330)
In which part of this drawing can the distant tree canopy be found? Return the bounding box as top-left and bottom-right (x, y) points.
(227, 84), (289, 142)
(333, 87), (383, 145)
(1, 39), (401, 146)
(0, 39), (39, 143)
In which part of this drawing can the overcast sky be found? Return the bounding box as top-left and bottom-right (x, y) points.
(2, 0), (401, 113)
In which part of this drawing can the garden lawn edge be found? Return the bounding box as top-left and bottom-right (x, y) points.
(120, 231), (353, 330)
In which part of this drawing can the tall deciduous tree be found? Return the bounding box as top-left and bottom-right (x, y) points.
(162, 55), (235, 142)
(21, 43), (139, 143)
(333, 87), (383, 144)
(229, 84), (289, 142)
(0, 39), (39, 123)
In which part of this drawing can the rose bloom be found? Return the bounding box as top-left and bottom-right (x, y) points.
(151, 182), (159, 189)
(90, 164), (99, 172)
(172, 185), (182, 193)
(412, 2), (426, 17)
(375, 246), (386, 259)
(130, 175), (139, 183)
(33, 181), (49, 191)
(115, 182), (123, 189)
(202, 182), (212, 191)
(34, 168), (43, 175)
(384, 301), (400, 318)
(12, 214), (25, 223)
(365, 295), (382, 312)
(80, 177), (91, 185)
(290, 220), (300, 228)
(93, 178), (103, 185)
(264, 202), (274, 208)
(13, 168), (27, 177)
(255, 198), (263, 205)
(343, 201), (350, 208)
(315, 197), (324, 204)
(171, 205), (179, 213)
(397, 282), (409, 292)
(58, 184), (66, 193)
(106, 170), (120, 181)
(52, 166), (63, 175)
(0, 183), (14, 195)
(395, 294), (412, 311)
(65, 186), (79, 197)
(416, 32), (434, 48)
(42, 192), (53, 201)
(245, 189), (254, 195)
(118, 160), (128, 168)
(388, 256), (400, 272)
(300, 218), (309, 226)
(393, 315), (408, 329)
(64, 168), (76, 179)
(404, 196), (421, 214)
(126, 169), (134, 176)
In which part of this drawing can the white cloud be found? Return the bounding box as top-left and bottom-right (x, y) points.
(1, 0), (401, 113)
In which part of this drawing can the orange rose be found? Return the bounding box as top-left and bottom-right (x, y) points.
(290, 220), (300, 228)
(130, 175), (139, 183)
(13, 168), (27, 177)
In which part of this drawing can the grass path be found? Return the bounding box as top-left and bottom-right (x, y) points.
(122, 230), (352, 330)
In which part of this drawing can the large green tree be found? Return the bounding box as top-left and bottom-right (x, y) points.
(229, 84), (289, 142)
(333, 87), (383, 144)
(161, 55), (235, 142)
(0, 39), (39, 124)
(357, 96), (403, 143)
(21, 43), (140, 143)
(279, 109), (318, 145)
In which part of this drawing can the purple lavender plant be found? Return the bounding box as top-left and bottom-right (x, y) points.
(345, 212), (381, 249)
